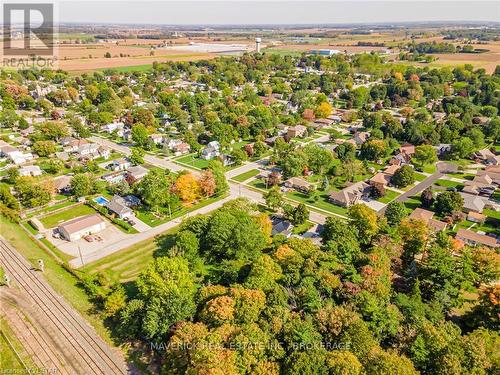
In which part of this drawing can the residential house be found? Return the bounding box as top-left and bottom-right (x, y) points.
(474, 148), (496, 162)
(433, 112), (447, 122)
(57, 214), (106, 241)
(126, 165), (148, 184)
(271, 216), (294, 238)
(7, 150), (34, 165)
(20, 126), (35, 137)
(460, 192), (485, 213)
(53, 175), (72, 193)
(18, 165), (42, 177)
(400, 144), (416, 157)
(98, 146), (111, 160)
(353, 131), (370, 145)
(55, 151), (70, 161)
(409, 208), (448, 232)
(467, 211), (486, 224)
(369, 172), (391, 187)
(436, 162), (458, 174)
(77, 143), (100, 159)
(287, 125), (307, 139)
(172, 142), (190, 155)
(101, 121), (124, 135)
(65, 139), (88, 152)
(284, 177), (312, 193)
(435, 144), (452, 157)
(110, 158), (131, 171)
(329, 181), (370, 207)
(456, 228), (497, 248)
(201, 141), (221, 160)
(220, 154), (235, 167)
(106, 195), (133, 219)
(150, 134), (164, 145)
(101, 171), (126, 184)
(60, 136), (77, 147)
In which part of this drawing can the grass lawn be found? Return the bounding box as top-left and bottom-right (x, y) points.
(174, 154), (209, 170)
(285, 191), (349, 217)
(434, 179), (465, 190)
(403, 195), (422, 211)
(39, 204), (97, 228)
(1, 318), (36, 371)
(135, 193), (227, 227)
(83, 228), (178, 284)
(420, 164), (437, 174)
(446, 172), (475, 180)
(248, 179), (270, 191)
(414, 172), (427, 182)
(231, 169), (260, 183)
(292, 221), (315, 235)
(0, 216), (113, 343)
(25, 199), (74, 218)
(377, 189), (400, 203)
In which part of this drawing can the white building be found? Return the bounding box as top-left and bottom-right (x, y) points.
(19, 165), (42, 177)
(57, 214), (106, 241)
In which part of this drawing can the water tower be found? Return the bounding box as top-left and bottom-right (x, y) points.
(255, 37), (261, 53)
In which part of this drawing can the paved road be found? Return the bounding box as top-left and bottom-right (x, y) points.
(378, 172), (443, 214)
(0, 237), (130, 374)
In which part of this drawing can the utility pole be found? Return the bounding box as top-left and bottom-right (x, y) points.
(78, 245), (84, 267)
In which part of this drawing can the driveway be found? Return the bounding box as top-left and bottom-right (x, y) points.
(361, 198), (386, 212)
(130, 215), (150, 232)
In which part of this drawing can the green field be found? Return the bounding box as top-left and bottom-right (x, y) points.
(403, 195), (422, 211)
(232, 169), (260, 183)
(83, 228), (178, 283)
(39, 204), (97, 228)
(97, 64), (153, 73)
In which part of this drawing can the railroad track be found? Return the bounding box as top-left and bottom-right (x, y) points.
(0, 237), (128, 375)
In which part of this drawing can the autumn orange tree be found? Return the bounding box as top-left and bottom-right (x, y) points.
(198, 170), (216, 197)
(174, 173), (200, 205)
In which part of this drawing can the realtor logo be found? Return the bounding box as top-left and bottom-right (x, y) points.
(3, 3), (54, 56)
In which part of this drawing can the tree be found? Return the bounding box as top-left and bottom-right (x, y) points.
(173, 173), (200, 205)
(392, 165), (415, 188)
(267, 171), (282, 187)
(32, 140), (56, 157)
(131, 123), (149, 148)
(421, 186), (434, 208)
(70, 173), (96, 197)
(15, 177), (54, 208)
(335, 142), (356, 162)
(451, 137), (475, 159)
(315, 101), (333, 118)
(136, 257), (197, 340)
(414, 144), (437, 167)
(207, 160), (229, 193)
(35, 121), (69, 141)
(434, 191), (463, 216)
(385, 201), (408, 225)
(360, 139), (386, 161)
(136, 169), (173, 213)
(321, 217), (360, 264)
(293, 203), (309, 225)
(128, 147), (144, 165)
(198, 170), (216, 197)
(348, 204), (378, 244)
(264, 186), (283, 211)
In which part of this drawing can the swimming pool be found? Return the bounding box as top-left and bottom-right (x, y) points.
(93, 196), (109, 205)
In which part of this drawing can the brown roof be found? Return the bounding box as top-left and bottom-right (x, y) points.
(384, 165), (400, 176)
(467, 211), (486, 221)
(400, 144), (416, 155)
(370, 172), (391, 185)
(285, 177), (311, 188)
(428, 218), (447, 232)
(409, 208), (435, 223)
(58, 214), (105, 234)
(456, 229), (498, 247)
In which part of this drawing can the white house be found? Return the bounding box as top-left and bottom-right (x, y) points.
(110, 158), (131, 171)
(19, 165), (42, 177)
(57, 214), (106, 241)
(201, 141), (221, 160)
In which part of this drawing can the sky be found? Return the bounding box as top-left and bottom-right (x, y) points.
(54, 1), (499, 25)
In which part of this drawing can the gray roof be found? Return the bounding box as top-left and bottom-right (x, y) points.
(106, 195), (133, 215)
